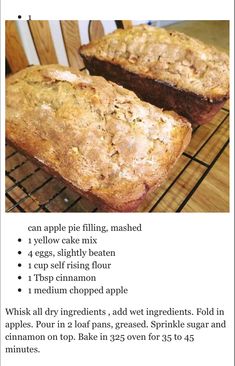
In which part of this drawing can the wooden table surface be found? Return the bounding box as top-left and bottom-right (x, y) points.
(5, 21), (230, 213)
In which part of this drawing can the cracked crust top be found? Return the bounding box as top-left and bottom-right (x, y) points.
(6, 65), (191, 211)
(80, 25), (229, 101)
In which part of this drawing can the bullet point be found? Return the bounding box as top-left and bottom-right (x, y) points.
(18, 238), (22, 242)
(18, 288), (22, 292)
(18, 263), (22, 267)
(18, 251), (22, 255)
(18, 15), (22, 19)
(18, 276), (22, 280)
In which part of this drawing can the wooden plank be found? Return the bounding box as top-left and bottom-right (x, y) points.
(5, 21), (29, 73)
(121, 20), (132, 29)
(89, 21), (105, 41)
(115, 20), (132, 29)
(28, 20), (58, 64)
(60, 21), (84, 69)
(150, 161), (206, 212)
(185, 110), (228, 157)
(196, 116), (229, 164)
(182, 146), (229, 212)
(46, 187), (79, 212)
(74, 197), (97, 212)
(223, 99), (230, 110)
(5, 179), (39, 211)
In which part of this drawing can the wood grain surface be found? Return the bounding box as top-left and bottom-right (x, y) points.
(89, 21), (105, 41)
(121, 20), (132, 29)
(28, 20), (58, 64)
(5, 21), (29, 73)
(60, 21), (84, 69)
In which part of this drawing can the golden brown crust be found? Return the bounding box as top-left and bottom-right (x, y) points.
(80, 25), (229, 101)
(6, 64), (192, 212)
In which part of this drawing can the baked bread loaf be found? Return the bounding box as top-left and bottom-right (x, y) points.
(80, 25), (229, 125)
(6, 65), (191, 212)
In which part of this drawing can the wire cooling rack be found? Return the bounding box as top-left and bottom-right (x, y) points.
(5, 102), (229, 213)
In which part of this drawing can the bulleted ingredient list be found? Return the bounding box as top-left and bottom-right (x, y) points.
(24, 223), (135, 296)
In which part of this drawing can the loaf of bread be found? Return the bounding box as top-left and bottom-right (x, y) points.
(80, 25), (229, 125)
(6, 65), (191, 212)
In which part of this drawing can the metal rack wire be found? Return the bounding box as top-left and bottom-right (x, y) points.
(5, 148), (97, 213)
(5, 104), (229, 213)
